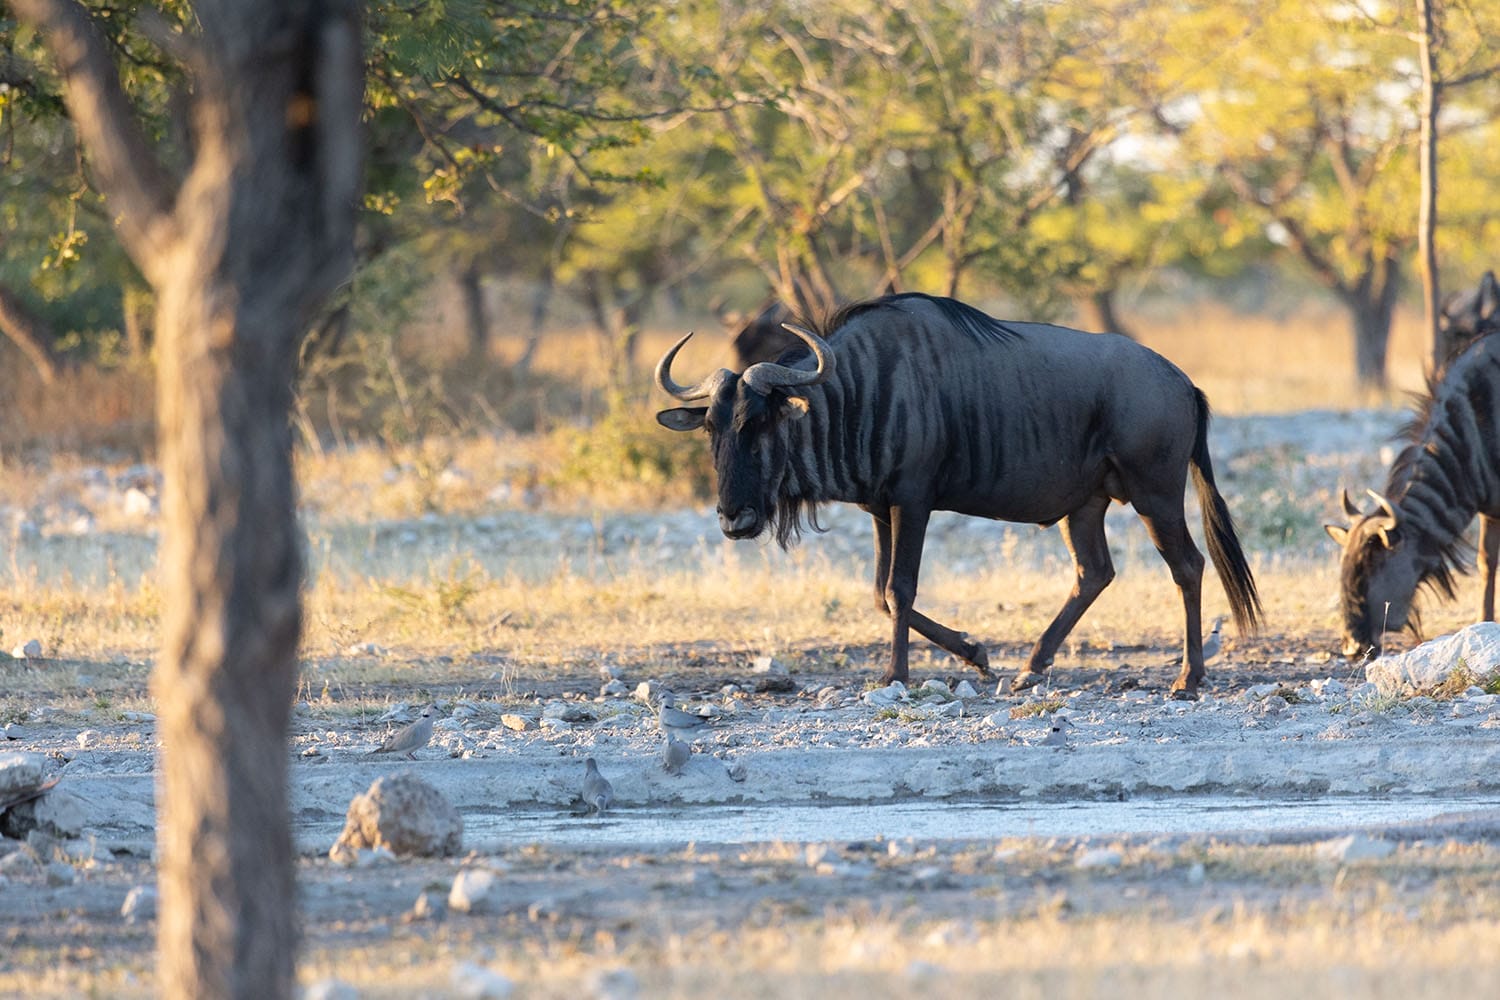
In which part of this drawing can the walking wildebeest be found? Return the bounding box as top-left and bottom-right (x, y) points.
(1326, 332), (1500, 658)
(655, 293), (1262, 697)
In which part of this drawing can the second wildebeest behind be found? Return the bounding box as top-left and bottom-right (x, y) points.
(1326, 332), (1500, 658)
(655, 293), (1262, 697)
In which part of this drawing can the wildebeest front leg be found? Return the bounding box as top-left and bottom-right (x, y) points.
(1012, 496), (1114, 692)
(1481, 514), (1500, 621)
(870, 506), (989, 684)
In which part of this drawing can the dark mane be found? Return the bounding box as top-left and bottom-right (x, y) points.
(1378, 354), (1484, 627)
(818, 293), (1022, 345)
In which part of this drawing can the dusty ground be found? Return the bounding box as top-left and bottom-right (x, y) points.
(6, 635), (1500, 998)
(5, 406), (1500, 996)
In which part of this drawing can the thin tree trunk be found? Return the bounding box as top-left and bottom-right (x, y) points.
(0, 280), (61, 384)
(1080, 287), (1134, 339)
(1349, 256), (1402, 391)
(1418, 0), (1446, 366)
(459, 261), (489, 360)
(514, 265), (553, 376)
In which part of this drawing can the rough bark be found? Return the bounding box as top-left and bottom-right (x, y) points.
(0, 280), (62, 384)
(12, 2), (363, 998)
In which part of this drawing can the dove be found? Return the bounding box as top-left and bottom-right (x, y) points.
(368, 705), (434, 759)
(1200, 615), (1227, 664)
(662, 734), (691, 775)
(656, 698), (712, 733)
(582, 757), (613, 814)
(1163, 615), (1228, 667)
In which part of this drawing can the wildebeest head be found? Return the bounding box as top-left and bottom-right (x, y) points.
(1440, 271), (1500, 352)
(656, 323), (835, 542)
(1326, 488), (1422, 658)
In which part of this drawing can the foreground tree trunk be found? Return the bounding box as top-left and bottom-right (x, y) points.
(13, 2), (363, 997)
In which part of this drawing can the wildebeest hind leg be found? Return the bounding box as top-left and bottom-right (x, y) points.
(870, 510), (989, 680)
(1481, 514), (1499, 621)
(1012, 497), (1114, 692)
(1135, 499), (1207, 698)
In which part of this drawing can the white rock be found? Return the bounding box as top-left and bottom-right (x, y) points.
(121, 487), (155, 519)
(751, 655), (788, 675)
(634, 680), (663, 704)
(920, 679), (951, 696)
(1310, 678), (1347, 700)
(303, 980), (359, 1000)
(76, 730), (101, 749)
(450, 962), (513, 999)
(1367, 622), (1500, 695)
(121, 885), (158, 923)
(1315, 834), (1396, 863)
(2, 723), (27, 741)
(1075, 848), (1123, 870)
(11, 639), (42, 660)
(600, 680), (628, 698)
(448, 868), (501, 914)
(45, 861), (77, 886)
(953, 681), (980, 699)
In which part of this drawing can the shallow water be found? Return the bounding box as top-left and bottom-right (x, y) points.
(445, 795), (1500, 850)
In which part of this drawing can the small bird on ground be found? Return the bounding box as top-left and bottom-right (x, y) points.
(582, 757), (614, 815)
(656, 698), (712, 733)
(1200, 615), (1227, 664)
(368, 705), (434, 759)
(662, 734), (692, 775)
(1163, 615), (1228, 667)
(1039, 715), (1073, 749)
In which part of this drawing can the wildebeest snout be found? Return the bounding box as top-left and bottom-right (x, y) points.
(718, 507), (759, 537)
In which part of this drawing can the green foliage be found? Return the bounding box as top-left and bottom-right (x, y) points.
(549, 392), (714, 504)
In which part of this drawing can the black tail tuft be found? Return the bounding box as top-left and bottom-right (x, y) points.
(1189, 389), (1262, 634)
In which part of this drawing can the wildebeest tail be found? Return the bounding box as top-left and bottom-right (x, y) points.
(1189, 388), (1263, 633)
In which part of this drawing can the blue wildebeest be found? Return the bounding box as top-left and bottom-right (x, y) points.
(1326, 332), (1500, 658)
(655, 293), (1262, 697)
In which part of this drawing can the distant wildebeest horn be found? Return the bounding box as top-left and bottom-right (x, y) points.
(740, 323), (836, 395)
(655, 332), (725, 402)
(1340, 488), (1363, 519)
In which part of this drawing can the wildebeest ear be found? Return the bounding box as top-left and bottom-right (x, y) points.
(779, 396), (810, 420)
(1324, 524), (1350, 547)
(1482, 271), (1500, 320)
(657, 407), (707, 431)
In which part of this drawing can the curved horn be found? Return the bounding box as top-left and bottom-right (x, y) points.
(1340, 488), (1363, 519)
(654, 332), (717, 402)
(741, 323), (836, 395)
(1366, 489), (1398, 522)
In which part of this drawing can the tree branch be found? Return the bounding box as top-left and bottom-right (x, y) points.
(10, 0), (178, 269)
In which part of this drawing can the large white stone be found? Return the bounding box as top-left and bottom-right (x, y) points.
(1366, 622), (1500, 695)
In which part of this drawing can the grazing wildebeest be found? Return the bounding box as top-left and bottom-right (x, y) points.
(655, 293), (1262, 697)
(1440, 271), (1500, 358)
(1326, 332), (1500, 658)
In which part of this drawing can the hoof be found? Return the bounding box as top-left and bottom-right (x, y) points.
(968, 645), (992, 678)
(1169, 686), (1200, 702)
(1010, 671), (1046, 693)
